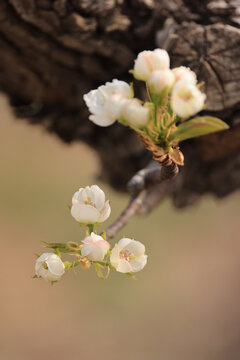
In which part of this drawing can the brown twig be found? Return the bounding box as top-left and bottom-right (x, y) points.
(127, 159), (179, 195)
(106, 158), (179, 240)
(106, 190), (147, 240)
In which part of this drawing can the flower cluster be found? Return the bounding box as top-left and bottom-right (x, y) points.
(35, 185), (147, 283)
(84, 48), (228, 166)
(34, 48), (229, 285)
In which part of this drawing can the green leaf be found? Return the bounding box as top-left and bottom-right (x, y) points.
(169, 116), (229, 142)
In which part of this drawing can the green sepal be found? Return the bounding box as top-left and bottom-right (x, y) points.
(125, 272), (136, 280)
(54, 248), (61, 257)
(73, 261), (81, 267)
(42, 241), (80, 253)
(94, 263), (110, 279)
(51, 280), (58, 286)
(35, 253), (40, 258)
(33, 274), (38, 279)
(130, 82), (134, 97)
(95, 263), (105, 280)
(64, 261), (72, 270)
(169, 116), (229, 142)
(87, 224), (94, 233)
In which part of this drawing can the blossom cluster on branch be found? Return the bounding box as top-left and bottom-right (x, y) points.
(84, 48), (228, 166)
(35, 185), (147, 283)
(34, 48), (229, 285)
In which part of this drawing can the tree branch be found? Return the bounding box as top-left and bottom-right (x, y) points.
(106, 159), (179, 240)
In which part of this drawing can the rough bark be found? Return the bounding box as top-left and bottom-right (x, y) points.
(0, 0), (240, 207)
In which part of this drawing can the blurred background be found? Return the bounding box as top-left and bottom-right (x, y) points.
(1, 93), (240, 360)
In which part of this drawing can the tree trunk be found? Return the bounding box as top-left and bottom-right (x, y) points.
(0, 0), (240, 207)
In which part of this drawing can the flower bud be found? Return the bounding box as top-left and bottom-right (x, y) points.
(133, 49), (170, 81)
(172, 66), (197, 85)
(171, 82), (206, 118)
(71, 185), (111, 224)
(148, 69), (175, 94)
(122, 99), (150, 127)
(35, 253), (65, 282)
(81, 232), (110, 261)
(110, 238), (147, 273)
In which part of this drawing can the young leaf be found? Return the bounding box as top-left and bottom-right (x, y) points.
(169, 116), (229, 142)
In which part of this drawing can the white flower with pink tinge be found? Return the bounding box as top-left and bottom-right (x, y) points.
(110, 238), (147, 273)
(71, 185), (111, 224)
(171, 81), (206, 118)
(133, 49), (170, 81)
(35, 253), (65, 282)
(81, 232), (110, 261)
(122, 99), (150, 127)
(172, 66), (197, 85)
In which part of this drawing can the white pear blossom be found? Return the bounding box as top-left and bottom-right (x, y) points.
(83, 79), (133, 126)
(71, 185), (111, 224)
(110, 238), (147, 273)
(133, 49), (170, 81)
(171, 82), (206, 118)
(172, 66), (197, 85)
(81, 232), (110, 261)
(35, 253), (65, 282)
(104, 94), (129, 120)
(148, 69), (175, 94)
(122, 99), (150, 127)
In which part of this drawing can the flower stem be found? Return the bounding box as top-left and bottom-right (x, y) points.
(87, 224), (94, 233)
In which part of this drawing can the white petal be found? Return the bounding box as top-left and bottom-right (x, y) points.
(130, 255), (148, 272)
(103, 79), (132, 98)
(81, 243), (93, 257)
(82, 233), (104, 245)
(125, 240), (145, 257)
(83, 89), (105, 115)
(72, 190), (80, 205)
(123, 100), (150, 127)
(172, 66), (197, 85)
(36, 253), (51, 263)
(82, 240), (109, 261)
(87, 246), (104, 261)
(37, 266), (48, 279)
(148, 69), (175, 93)
(90, 185), (105, 210)
(171, 82), (206, 118)
(47, 255), (65, 277)
(116, 259), (133, 273)
(98, 201), (111, 222)
(89, 114), (116, 127)
(151, 49), (170, 70)
(110, 244), (121, 268)
(117, 237), (132, 251)
(77, 188), (88, 204)
(105, 94), (128, 120)
(71, 204), (100, 224)
(134, 51), (152, 81)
